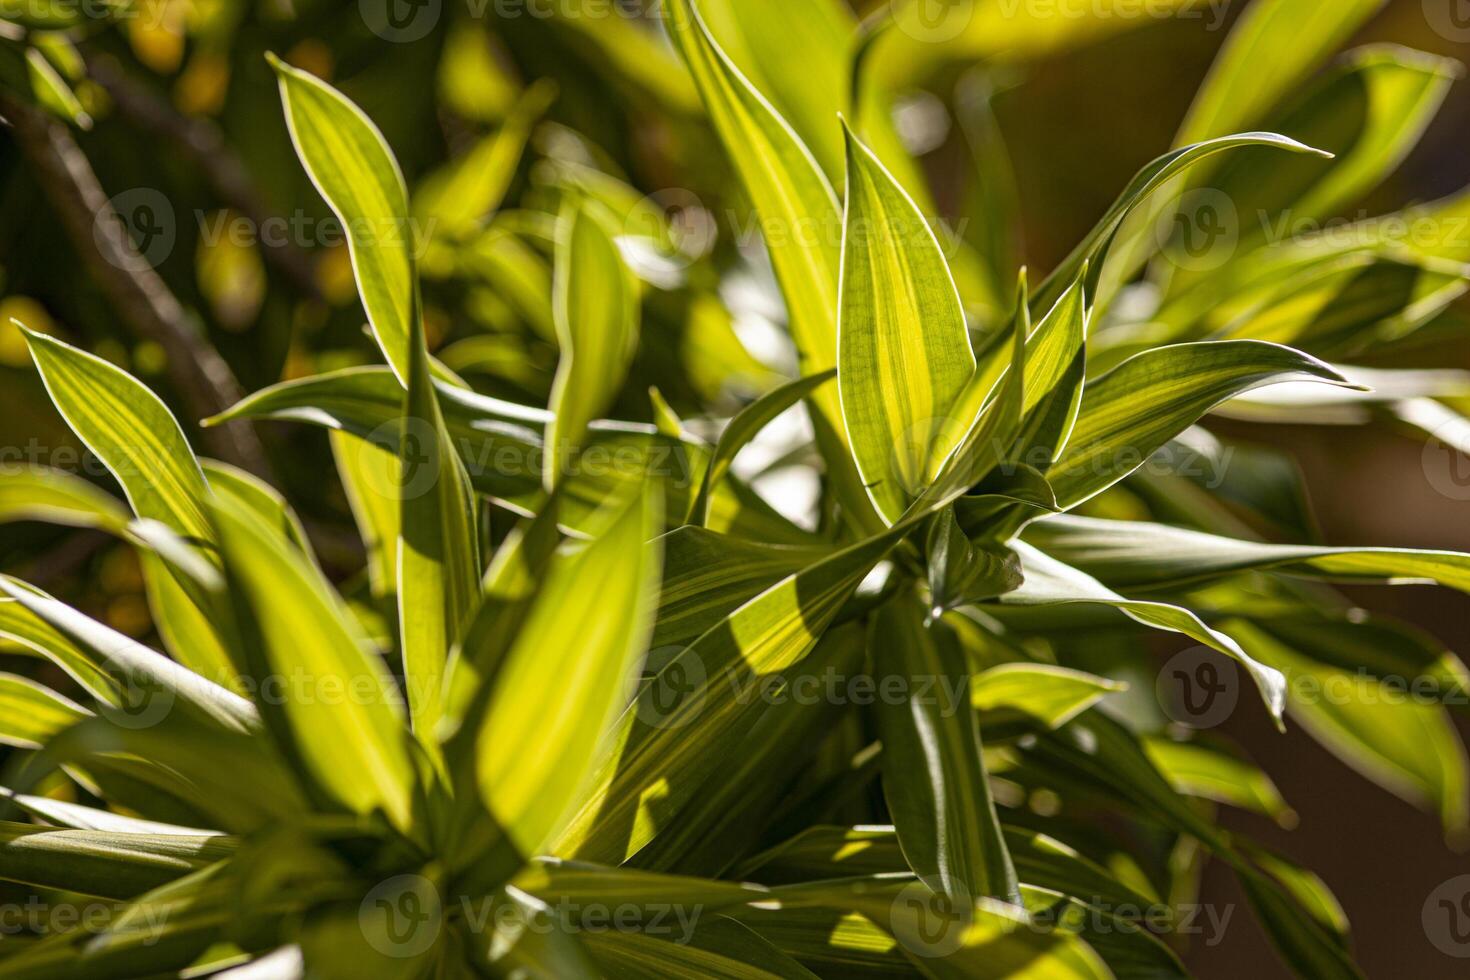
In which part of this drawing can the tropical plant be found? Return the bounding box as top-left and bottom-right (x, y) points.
(1, 0), (1469, 978)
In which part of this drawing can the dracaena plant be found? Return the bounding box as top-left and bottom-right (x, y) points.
(2, 0), (1470, 977)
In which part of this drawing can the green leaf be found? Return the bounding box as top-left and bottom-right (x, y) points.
(0, 465), (129, 532)
(270, 54), (416, 383)
(441, 491), (569, 750)
(872, 598), (1019, 904)
(1248, 846), (1351, 939)
(399, 313), (482, 744)
(1033, 133), (1331, 312)
(0, 866), (263, 980)
(1022, 713), (1224, 846)
(0, 593), (118, 703)
(648, 386), (685, 439)
(1046, 340), (1355, 507)
(728, 905), (907, 977)
(21, 330), (211, 542)
(1227, 618), (1469, 835)
(414, 79), (556, 241)
(584, 915), (820, 979)
(688, 369), (835, 526)
(1021, 276), (1089, 419)
(1143, 737), (1297, 826)
(1235, 863), (1364, 980)
(664, 0), (875, 530)
(464, 226), (557, 341)
(1104, 1), (1389, 301)
(1206, 46), (1460, 250)
(0, 789), (213, 836)
(0, 43), (90, 129)
(927, 508), (1023, 615)
(776, 877), (1113, 978)
(970, 664), (1126, 730)
(838, 124), (975, 523)
(664, 0), (838, 384)
(626, 623), (865, 876)
(201, 460), (315, 562)
(1013, 275), (1089, 469)
(465, 888), (603, 978)
(1027, 514), (1470, 595)
(331, 430), (401, 600)
(18, 330), (248, 690)
(872, 0), (1201, 82)
(0, 672), (89, 748)
(739, 825), (1155, 915)
(208, 367), (808, 544)
(514, 858), (776, 915)
(1002, 542), (1287, 727)
(652, 526), (828, 651)
(920, 279), (1031, 507)
(556, 520), (913, 863)
(695, 0), (854, 182)
(0, 576), (257, 733)
(208, 490), (416, 831)
(476, 484), (663, 856)
(143, 552), (245, 696)
(1177, 0), (1389, 146)
(0, 821), (233, 900)
(12, 713), (305, 836)
(546, 199), (640, 491)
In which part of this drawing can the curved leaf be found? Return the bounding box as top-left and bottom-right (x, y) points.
(1002, 543), (1287, 727)
(476, 484), (663, 856)
(1046, 341), (1356, 507)
(208, 491), (415, 831)
(270, 54), (415, 382)
(546, 199), (640, 491)
(689, 369), (835, 527)
(872, 599), (1019, 904)
(838, 124), (975, 522)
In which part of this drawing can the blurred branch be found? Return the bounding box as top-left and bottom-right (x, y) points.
(0, 91), (274, 481)
(81, 52), (323, 300)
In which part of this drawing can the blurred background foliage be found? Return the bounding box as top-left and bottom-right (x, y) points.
(1, 0), (1468, 974)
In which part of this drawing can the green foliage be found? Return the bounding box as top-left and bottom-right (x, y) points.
(2, 1), (1470, 978)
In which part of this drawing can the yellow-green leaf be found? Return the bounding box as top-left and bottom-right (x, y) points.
(399, 314), (482, 743)
(838, 125), (975, 523)
(476, 484), (663, 856)
(208, 491), (415, 831)
(270, 54), (416, 383)
(545, 199), (639, 491)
